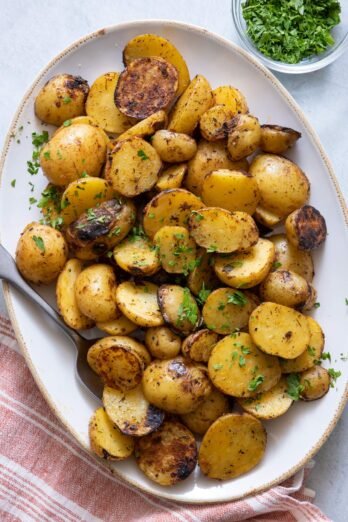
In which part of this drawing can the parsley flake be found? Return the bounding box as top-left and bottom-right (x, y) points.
(32, 235), (45, 253)
(227, 290), (248, 307)
(248, 374), (265, 392)
(137, 149), (149, 161)
(286, 373), (304, 401)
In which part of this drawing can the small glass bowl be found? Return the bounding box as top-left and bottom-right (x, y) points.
(231, 0), (348, 73)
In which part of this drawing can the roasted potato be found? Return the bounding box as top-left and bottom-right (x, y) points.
(285, 205), (327, 251)
(116, 110), (167, 142)
(103, 385), (164, 437)
(113, 236), (160, 276)
(135, 420), (197, 486)
(181, 388), (229, 434)
(268, 234), (314, 282)
(89, 407), (134, 460)
(155, 163), (187, 191)
(116, 281), (164, 327)
(96, 314), (137, 336)
(154, 226), (196, 274)
(227, 114), (261, 160)
(260, 125), (301, 154)
(145, 326), (182, 359)
(199, 105), (234, 141)
(142, 357), (212, 414)
(16, 222), (68, 284)
(75, 264), (119, 322)
(115, 57), (178, 119)
(259, 269), (312, 308)
(158, 285), (200, 335)
(208, 332), (281, 397)
(214, 238), (275, 289)
(35, 74), (89, 126)
(213, 85), (249, 114)
(40, 123), (107, 186)
(238, 377), (293, 419)
(188, 208), (259, 254)
(187, 249), (220, 296)
(56, 259), (94, 329)
(201, 169), (260, 214)
(299, 366), (331, 400)
(168, 75), (214, 134)
(249, 302), (310, 359)
(198, 413), (266, 480)
(280, 316), (324, 373)
(151, 130), (197, 163)
(181, 329), (219, 362)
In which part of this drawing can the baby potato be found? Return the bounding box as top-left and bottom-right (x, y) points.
(35, 74), (89, 126)
(53, 116), (110, 147)
(238, 377), (293, 420)
(40, 123), (107, 186)
(116, 281), (164, 327)
(142, 356), (212, 414)
(285, 205), (327, 251)
(145, 326), (182, 359)
(75, 264), (119, 322)
(151, 130), (197, 163)
(16, 222), (68, 284)
(116, 110), (167, 142)
(113, 236), (160, 277)
(260, 124), (301, 154)
(227, 114), (261, 160)
(158, 285), (200, 335)
(154, 226), (197, 274)
(201, 169), (260, 214)
(182, 329), (219, 362)
(259, 269), (312, 308)
(268, 234), (314, 282)
(213, 85), (249, 114)
(155, 163), (187, 191)
(181, 388), (229, 434)
(96, 314), (137, 336)
(89, 407), (134, 461)
(187, 249), (220, 296)
(199, 105), (234, 141)
(299, 366), (331, 401)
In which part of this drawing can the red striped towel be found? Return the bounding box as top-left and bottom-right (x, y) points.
(0, 315), (331, 522)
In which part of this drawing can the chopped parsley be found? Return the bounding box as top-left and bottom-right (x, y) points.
(43, 151), (51, 160)
(27, 131), (49, 176)
(207, 245), (218, 253)
(197, 283), (211, 306)
(328, 368), (341, 387)
(321, 352), (332, 362)
(286, 373), (304, 401)
(345, 298), (348, 306)
(272, 261), (282, 270)
(248, 374), (265, 392)
(239, 355), (246, 367)
(63, 96), (72, 104)
(50, 216), (64, 230)
(177, 288), (198, 326)
(313, 302), (321, 309)
(63, 119), (72, 127)
(227, 290), (248, 307)
(32, 235), (45, 253)
(11, 179), (16, 188)
(129, 225), (146, 242)
(29, 197), (37, 205)
(307, 346), (316, 357)
(191, 210), (204, 221)
(137, 149), (149, 161)
(148, 213), (155, 219)
(212, 363), (223, 371)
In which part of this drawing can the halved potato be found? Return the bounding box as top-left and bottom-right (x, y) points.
(249, 302), (310, 359)
(116, 110), (167, 142)
(96, 314), (137, 336)
(259, 269), (311, 308)
(208, 332), (281, 397)
(214, 238), (275, 289)
(152, 130), (197, 163)
(154, 226), (196, 274)
(198, 413), (266, 480)
(116, 281), (164, 327)
(213, 85), (249, 114)
(202, 288), (259, 334)
(260, 124), (301, 154)
(280, 316), (324, 373)
(158, 285), (200, 335)
(181, 388), (229, 434)
(199, 105), (234, 141)
(135, 420), (197, 486)
(188, 208), (259, 254)
(143, 189), (204, 238)
(187, 249), (220, 296)
(268, 234), (314, 282)
(113, 236), (160, 276)
(227, 114), (261, 161)
(155, 163), (187, 191)
(182, 329), (219, 362)
(89, 408), (134, 460)
(103, 385), (164, 437)
(201, 169), (260, 214)
(299, 366), (331, 401)
(238, 377), (293, 419)
(144, 326), (182, 359)
(285, 205), (327, 251)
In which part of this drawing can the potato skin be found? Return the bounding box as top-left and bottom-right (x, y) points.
(300, 366), (331, 401)
(259, 269), (311, 308)
(199, 105), (234, 141)
(151, 130), (197, 163)
(35, 74), (89, 126)
(238, 377), (293, 420)
(181, 388), (229, 434)
(16, 222), (68, 284)
(158, 285), (201, 335)
(260, 125), (301, 154)
(116, 281), (164, 328)
(227, 114), (261, 160)
(89, 407), (134, 461)
(155, 163), (187, 191)
(113, 236), (161, 277)
(213, 85), (249, 114)
(268, 234), (314, 282)
(285, 205), (327, 251)
(145, 326), (182, 359)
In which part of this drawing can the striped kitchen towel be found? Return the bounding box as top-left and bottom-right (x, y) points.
(0, 315), (331, 522)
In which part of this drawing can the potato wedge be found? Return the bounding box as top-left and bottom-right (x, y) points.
(208, 332), (281, 397)
(123, 33), (190, 96)
(113, 236), (160, 276)
(116, 110), (167, 142)
(89, 408), (134, 460)
(188, 208), (259, 254)
(154, 226), (197, 274)
(152, 130), (197, 163)
(259, 269), (311, 308)
(182, 329), (219, 362)
(213, 85), (249, 114)
(199, 105), (234, 141)
(198, 413), (266, 480)
(201, 169), (260, 214)
(202, 288), (258, 334)
(260, 125), (301, 154)
(145, 326), (182, 359)
(135, 420), (197, 486)
(96, 314), (137, 336)
(238, 377), (293, 419)
(158, 285), (200, 335)
(227, 114), (261, 160)
(214, 238), (275, 289)
(299, 366), (331, 401)
(168, 75), (214, 134)
(280, 316), (324, 373)
(181, 388), (229, 434)
(103, 385), (164, 437)
(155, 163), (187, 191)
(56, 259), (94, 330)
(143, 189), (204, 238)
(116, 281), (164, 327)
(285, 205), (327, 251)
(268, 234), (314, 282)
(249, 302), (310, 359)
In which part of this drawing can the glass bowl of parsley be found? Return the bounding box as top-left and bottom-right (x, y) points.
(232, 0), (348, 73)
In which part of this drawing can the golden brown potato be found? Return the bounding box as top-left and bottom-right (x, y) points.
(187, 249), (220, 296)
(103, 385), (164, 437)
(56, 259), (94, 330)
(299, 366), (331, 400)
(96, 315), (137, 336)
(75, 264), (119, 322)
(227, 114), (261, 160)
(113, 236), (160, 276)
(116, 281), (164, 327)
(214, 238), (275, 289)
(154, 226), (197, 274)
(202, 288), (258, 334)
(145, 326), (182, 359)
(106, 137), (162, 197)
(259, 269), (312, 308)
(199, 105), (234, 141)
(213, 85), (249, 114)
(35, 74), (89, 126)
(16, 222), (68, 284)
(158, 285), (200, 335)
(249, 302), (310, 359)
(188, 207), (259, 254)
(268, 234), (314, 282)
(89, 407), (134, 460)
(142, 357), (212, 414)
(260, 125), (301, 154)
(155, 163), (187, 191)
(40, 123), (107, 187)
(115, 57), (178, 119)
(238, 377), (293, 419)
(135, 420), (197, 486)
(53, 115), (110, 147)
(201, 169), (260, 214)
(151, 130), (197, 163)
(249, 154), (310, 227)
(185, 139), (249, 196)
(168, 75), (214, 134)
(116, 110), (167, 142)
(181, 329), (219, 362)
(285, 205), (327, 251)
(181, 388), (229, 434)
(198, 413), (266, 480)
(208, 332), (281, 397)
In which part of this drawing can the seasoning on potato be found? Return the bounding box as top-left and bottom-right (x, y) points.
(89, 407), (134, 461)
(260, 124), (301, 154)
(144, 326), (182, 359)
(238, 377), (293, 419)
(181, 388), (230, 434)
(285, 205), (327, 251)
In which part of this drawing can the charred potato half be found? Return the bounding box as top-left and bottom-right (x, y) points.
(285, 205), (327, 251)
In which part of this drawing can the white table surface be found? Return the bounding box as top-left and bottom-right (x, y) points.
(0, 1), (347, 520)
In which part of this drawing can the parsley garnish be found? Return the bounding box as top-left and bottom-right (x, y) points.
(63, 119), (72, 127)
(137, 149), (149, 161)
(11, 179), (16, 188)
(328, 368), (341, 387)
(63, 96), (72, 104)
(177, 288), (198, 326)
(50, 216), (64, 230)
(191, 210), (204, 221)
(212, 363), (223, 371)
(345, 298), (348, 306)
(272, 261), (282, 270)
(286, 373), (304, 401)
(313, 302), (321, 309)
(239, 355), (246, 367)
(197, 282), (211, 305)
(207, 245), (217, 253)
(248, 374), (264, 392)
(227, 290), (248, 307)
(307, 346), (316, 356)
(32, 235), (45, 253)
(148, 213), (155, 219)
(29, 197), (37, 205)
